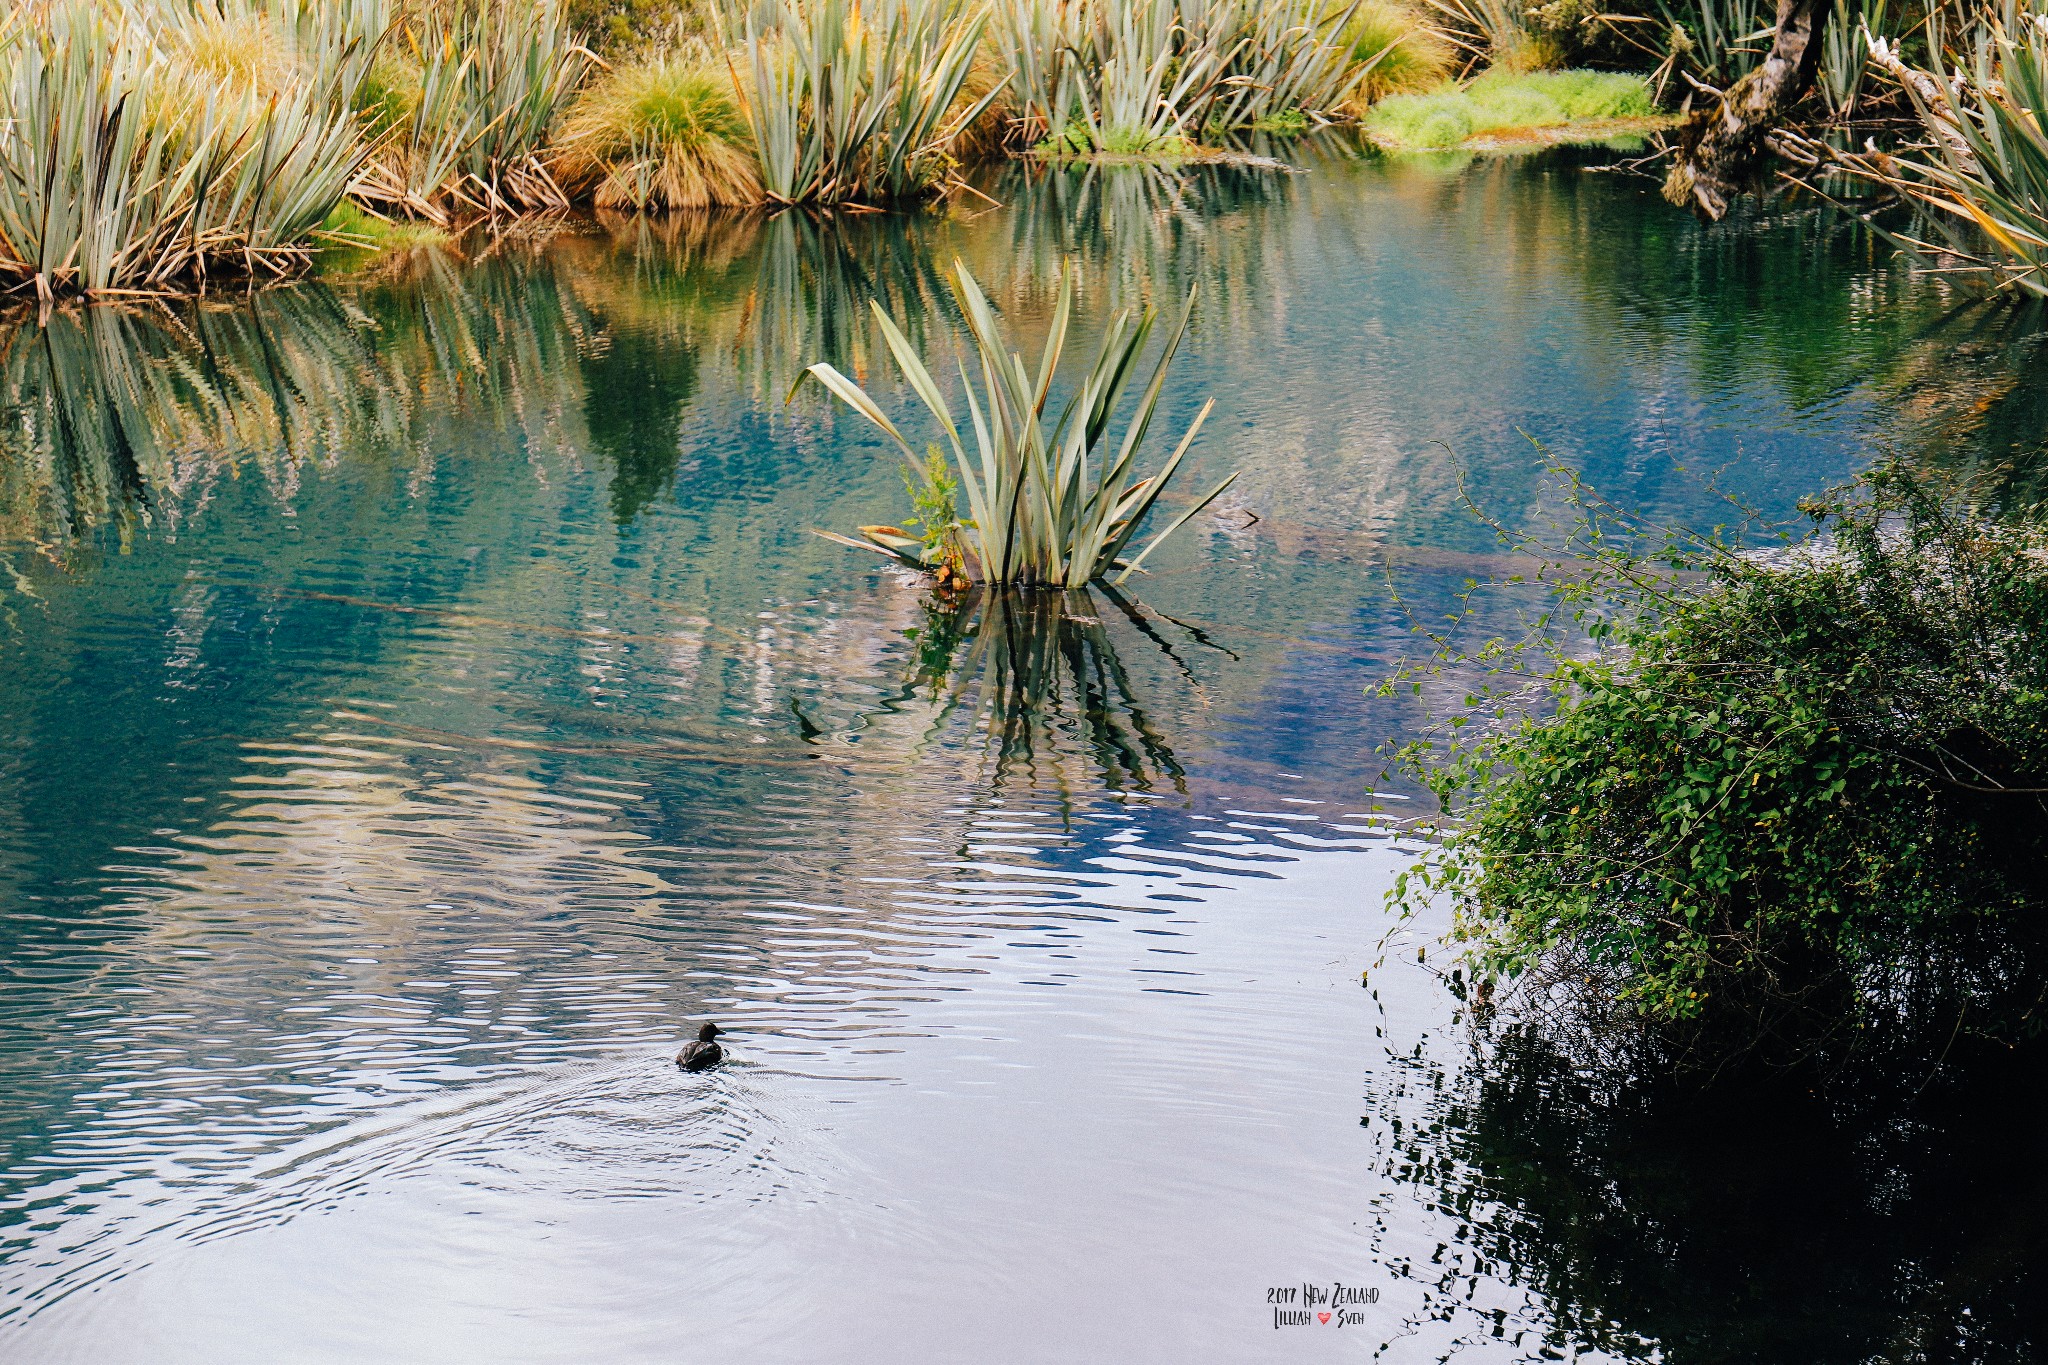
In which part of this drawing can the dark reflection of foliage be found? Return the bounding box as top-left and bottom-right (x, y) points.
(574, 295), (701, 523)
(889, 585), (1205, 795)
(0, 246), (598, 557)
(1370, 1022), (2048, 1364)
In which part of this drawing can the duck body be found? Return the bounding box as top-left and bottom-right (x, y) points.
(677, 1022), (724, 1072)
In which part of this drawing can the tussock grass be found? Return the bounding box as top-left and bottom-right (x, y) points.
(1337, 0), (1452, 112)
(555, 56), (759, 208)
(1365, 68), (1655, 149)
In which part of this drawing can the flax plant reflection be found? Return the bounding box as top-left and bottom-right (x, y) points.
(894, 584), (1202, 797)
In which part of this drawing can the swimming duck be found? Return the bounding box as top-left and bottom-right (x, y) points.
(677, 1022), (724, 1072)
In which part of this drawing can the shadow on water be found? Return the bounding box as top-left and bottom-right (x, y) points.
(1367, 1010), (2048, 1364)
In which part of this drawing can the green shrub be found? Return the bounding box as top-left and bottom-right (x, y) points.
(1392, 467), (2048, 1045)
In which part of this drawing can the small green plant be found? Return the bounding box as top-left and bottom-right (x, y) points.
(1250, 106), (1310, 135)
(803, 260), (1238, 588)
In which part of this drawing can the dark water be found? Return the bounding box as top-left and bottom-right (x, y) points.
(2, 147), (2045, 1362)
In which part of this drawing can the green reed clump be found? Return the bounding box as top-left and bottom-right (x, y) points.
(1366, 68), (1654, 148)
(555, 55), (759, 208)
(803, 260), (1238, 588)
(1391, 465), (2048, 1046)
(1001, 0), (1432, 152)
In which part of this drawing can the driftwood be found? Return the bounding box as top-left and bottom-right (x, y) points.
(1662, 0), (1829, 219)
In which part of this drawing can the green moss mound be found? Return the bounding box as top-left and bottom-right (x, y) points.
(1366, 69), (1656, 150)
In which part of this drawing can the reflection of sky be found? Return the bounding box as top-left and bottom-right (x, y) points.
(0, 148), (2039, 1361)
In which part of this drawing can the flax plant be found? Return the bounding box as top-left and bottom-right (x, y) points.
(0, 0), (376, 297)
(358, 0), (591, 221)
(740, 0), (997, 205)
(803, 260), (1237, 588)
(1196, 0), (1374, 133)
(1847, 16), (2048, 297)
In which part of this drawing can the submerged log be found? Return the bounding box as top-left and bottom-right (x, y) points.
(1662, 0), (1829, 220)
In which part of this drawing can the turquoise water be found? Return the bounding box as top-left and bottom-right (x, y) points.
(2, 148), (2044, 1361)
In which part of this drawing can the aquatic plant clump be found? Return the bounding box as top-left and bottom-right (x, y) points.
(1365, 68), (1656, 148)
(803, 261), (1238, 588)
(1393, 468), (2048, 1049)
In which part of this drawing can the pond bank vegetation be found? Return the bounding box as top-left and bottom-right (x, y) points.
(11, 0), (2027, 298)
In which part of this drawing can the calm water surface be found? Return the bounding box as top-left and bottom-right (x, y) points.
(2, 147), (2045, 1362)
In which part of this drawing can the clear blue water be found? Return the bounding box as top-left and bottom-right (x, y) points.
(2, 147), (2044, 1362)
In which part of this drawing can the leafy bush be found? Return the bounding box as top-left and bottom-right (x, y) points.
(1393, 466), (2048, 1046)
(1366, 68), (1654, 147)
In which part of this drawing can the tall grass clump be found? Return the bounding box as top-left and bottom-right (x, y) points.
(1366, 68), (1655, 148)
(555, 55), (759, 207)
(1192, 0), (1377, 137)
(803, 261), (1238, 588)
(0, 0), (378, 298)
(1847, 18), (2048, 298)
(741, 0), (996, 205)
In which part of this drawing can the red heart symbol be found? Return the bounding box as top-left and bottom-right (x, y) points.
(1317, 1313), (1331, 1325)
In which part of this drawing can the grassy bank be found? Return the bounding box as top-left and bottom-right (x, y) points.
(1363, 69), (1661, 150)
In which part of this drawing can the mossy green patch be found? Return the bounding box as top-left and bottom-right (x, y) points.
(1365, 69), (1658, 151)
(313, 201), (450, 271)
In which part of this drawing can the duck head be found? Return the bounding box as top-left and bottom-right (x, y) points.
(697, 1022), (722, 1042)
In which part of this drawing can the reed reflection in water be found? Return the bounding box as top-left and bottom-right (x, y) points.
(883, 584), (1222, 796)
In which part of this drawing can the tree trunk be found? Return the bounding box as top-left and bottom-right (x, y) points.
(1662, 0), (1829, 220)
